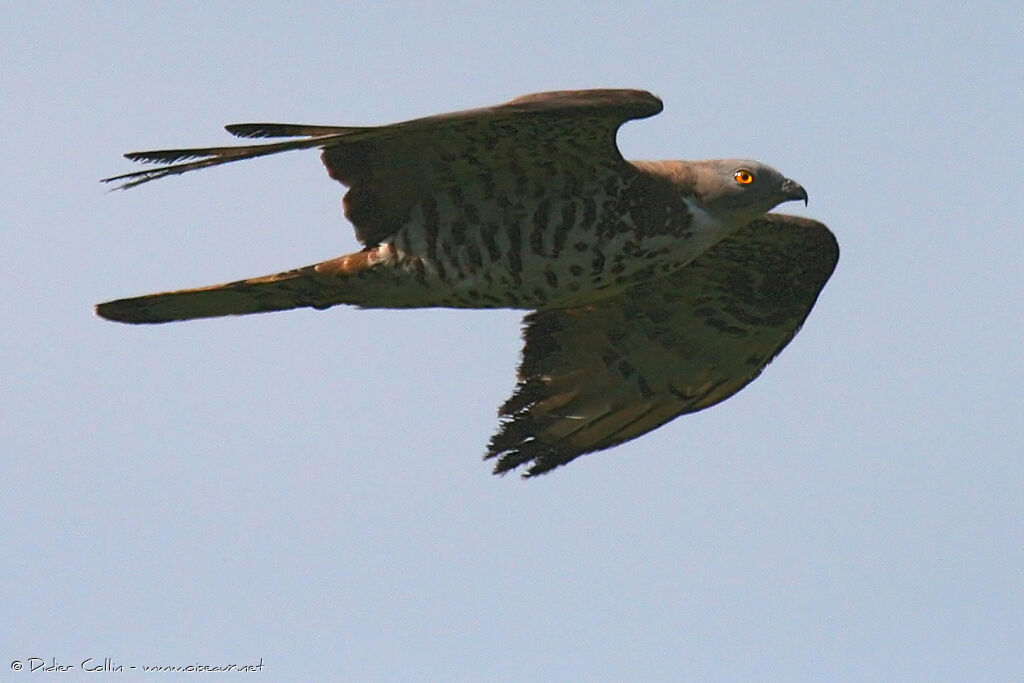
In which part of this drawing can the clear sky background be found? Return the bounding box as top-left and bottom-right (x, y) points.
(3, 2), (1021, 680)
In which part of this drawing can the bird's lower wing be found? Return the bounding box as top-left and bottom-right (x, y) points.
(487, 214), (839, 476)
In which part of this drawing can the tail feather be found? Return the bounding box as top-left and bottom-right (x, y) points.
(96, 251), (380, 324)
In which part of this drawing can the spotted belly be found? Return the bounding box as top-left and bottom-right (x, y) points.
(347, 186), (729, 311)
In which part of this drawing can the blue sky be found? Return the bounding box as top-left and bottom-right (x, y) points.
(3, 2), (1021, 680)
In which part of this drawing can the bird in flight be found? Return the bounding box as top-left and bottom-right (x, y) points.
(99, 89), (838, 476)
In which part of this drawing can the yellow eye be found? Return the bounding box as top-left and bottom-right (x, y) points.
(733, 169), (755, 185)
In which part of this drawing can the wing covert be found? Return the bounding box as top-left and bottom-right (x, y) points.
(319, 89), (662, 246)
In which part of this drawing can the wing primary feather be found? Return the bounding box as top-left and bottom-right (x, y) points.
(102, 156), (240, 189)
(568, 402), (662, 449)
(120, 143), (301, 163)
(102, 133), (353, 190)
(226, 123), (364, 139)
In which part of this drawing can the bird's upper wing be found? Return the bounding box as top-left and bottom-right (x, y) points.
(487, 214), (839, 476)
(103, 89), (663, 246)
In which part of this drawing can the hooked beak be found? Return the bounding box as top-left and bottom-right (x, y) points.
(781, 178), (808, 206)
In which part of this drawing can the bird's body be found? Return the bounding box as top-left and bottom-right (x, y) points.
(99, 89), (837, 475)
(263, 160), (755, 312)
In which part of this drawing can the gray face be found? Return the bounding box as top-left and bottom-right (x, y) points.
(691, 159), (808, 227)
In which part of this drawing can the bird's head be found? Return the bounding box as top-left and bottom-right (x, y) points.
(691, 160), (807, 227)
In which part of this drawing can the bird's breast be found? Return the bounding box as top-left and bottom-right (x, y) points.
(366, 173), (735, 309)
